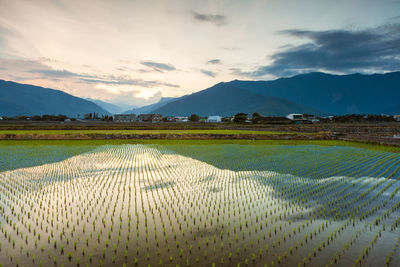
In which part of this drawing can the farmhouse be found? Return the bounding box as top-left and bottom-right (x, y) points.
(286, 113), (317, 123)
(137, 114), (163, 122)
(151, 114), (163, 122)
(206, 115), (222, 123)
(114, 114), (137, 122)
(286, 113), (304, 121)
(174, 116), (189, 122)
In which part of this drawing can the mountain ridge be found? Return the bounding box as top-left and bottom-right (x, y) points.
(123, 97), (178, 114)
(0, 80), (110, 117)
(152, 71), (400, 116)
(153, 83), (321, 116)
(86, 98), (127, 115)
(1, 71), (399, 118)
(229, 71), (400, 115)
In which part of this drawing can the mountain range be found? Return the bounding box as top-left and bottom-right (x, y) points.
(123, 97), (177, 115)
(228, 72), (400, 115)
(1, 71), (399, 117)
(152, 83), (321, 116)
(0, 80), (109, 117)
(137, 71), (400, 116)
(86, 98), (128, 115)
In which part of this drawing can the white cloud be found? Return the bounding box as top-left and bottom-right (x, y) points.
(0, 0), (398, 100)
(108, 90), (162, 108)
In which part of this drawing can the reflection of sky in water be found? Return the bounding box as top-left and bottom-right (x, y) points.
(2, 144), (398, 219)
(1, 144), (400, 266)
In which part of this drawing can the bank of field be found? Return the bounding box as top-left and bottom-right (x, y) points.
(1, 141), (400, 266)
(0, 129), (315, 135)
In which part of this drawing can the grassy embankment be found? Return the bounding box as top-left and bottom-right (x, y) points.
(1, 139), (399, 153)
(0, 129), (313, 135)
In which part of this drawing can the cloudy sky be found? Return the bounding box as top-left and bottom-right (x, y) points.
(0, 0), (399, 107)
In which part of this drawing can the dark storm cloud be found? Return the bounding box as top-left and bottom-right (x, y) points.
(206, 59), (221, 64)
(140, 61), (176, 72)
(191, 11), (226, 26)
(200, 69), (217, 77)
(239, 23), (400, 77)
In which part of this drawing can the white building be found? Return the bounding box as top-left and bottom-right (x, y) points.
(394, 115), (400, 122)
(174, 116), (189, 122)
(206, 116), (222, 123)
(286, 114), (304, 121)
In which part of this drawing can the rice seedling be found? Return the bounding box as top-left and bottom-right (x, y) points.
(0, 141), (399, 266)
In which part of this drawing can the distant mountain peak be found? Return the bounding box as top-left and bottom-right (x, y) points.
(123, 97), (178, 115)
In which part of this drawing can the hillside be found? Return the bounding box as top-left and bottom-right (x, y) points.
(153, 72), (400, 116)
(0, 80), (110, 117)
(229, 72), (400, 115)
(153, 83), (321, 116)
(86, 98), (127, 114)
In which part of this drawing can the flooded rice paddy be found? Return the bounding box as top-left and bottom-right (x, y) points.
(0, 142), (400, 266)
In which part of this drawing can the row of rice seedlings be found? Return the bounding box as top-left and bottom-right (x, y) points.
(0, 143), (400, 266)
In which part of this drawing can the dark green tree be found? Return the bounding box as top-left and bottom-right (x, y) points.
(189, 114), (200, 122)
(233, 113), (248, 123)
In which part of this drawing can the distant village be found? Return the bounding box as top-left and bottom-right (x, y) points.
(113, 113), (221, 123)
(111, 113), (400, 124)
(1, 112), (400, 124)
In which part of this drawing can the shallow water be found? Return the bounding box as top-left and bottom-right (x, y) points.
(0, 143), (400, 266)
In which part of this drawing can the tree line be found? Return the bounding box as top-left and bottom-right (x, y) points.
(1, 114), (71, 121)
